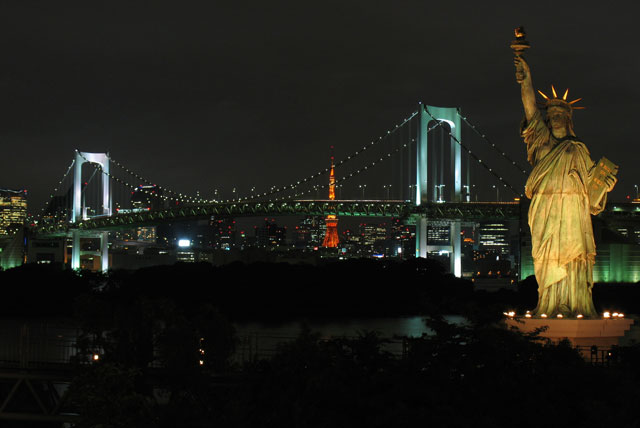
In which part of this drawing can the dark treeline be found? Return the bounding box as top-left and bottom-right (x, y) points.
(67, 317), (640, 428)
(1, 260), (639, 322)
(1, 261), (640, 427)
(1, 259), (509, 322)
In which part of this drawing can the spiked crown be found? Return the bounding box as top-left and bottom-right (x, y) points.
(537, 85), (584, 116)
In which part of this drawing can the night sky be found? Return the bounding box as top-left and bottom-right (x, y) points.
(2, 1), (639, 212)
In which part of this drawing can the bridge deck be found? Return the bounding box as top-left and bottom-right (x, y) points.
(34, 200), (524, 235)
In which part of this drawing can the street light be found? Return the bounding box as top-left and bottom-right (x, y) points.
(359, 184), (367, 199)
(635, 184), (638, 200)
(383, 184), (392, 199)
(493, 185), (499, 202)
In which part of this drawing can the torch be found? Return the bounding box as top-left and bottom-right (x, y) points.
(510, 26), (530, 82)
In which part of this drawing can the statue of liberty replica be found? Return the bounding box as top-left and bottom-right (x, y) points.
(512, 28), (618, 318)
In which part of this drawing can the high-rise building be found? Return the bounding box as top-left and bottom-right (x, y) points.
(0, 189), (27, 236)
(256, 219), (287, 247)
(387, 218), (415, 258)
(427, 223), (450, 246)
(211, 218), (237, 250)
(475, 220), (516, 277)
(294, 216), (324, 250)
(339, 227), (360, 255)
(129, 185), (163, 243)
(130, 184), (163, 211)
(359, 222), (388, 256)
(478, 221), (511, 255)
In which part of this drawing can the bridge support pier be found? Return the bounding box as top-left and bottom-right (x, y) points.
(71, 231), (80, 270)
(100, 231), (108, 272)
(415, 216), (428, 259)
(70, 230), (109, 273)
(414, 215), (462, 277)
(451, 220), (461, 277)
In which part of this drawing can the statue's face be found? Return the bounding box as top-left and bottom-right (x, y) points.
(547, 107), (570, 131)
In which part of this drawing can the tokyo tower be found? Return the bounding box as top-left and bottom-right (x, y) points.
(321, 148), (339, 248)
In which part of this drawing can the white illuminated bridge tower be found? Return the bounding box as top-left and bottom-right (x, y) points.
(71, 151), (111, 272)
(414, 104), (466, 277)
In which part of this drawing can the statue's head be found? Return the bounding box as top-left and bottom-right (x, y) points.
(538, 85), (583, 137)
(546, 104), (574, 135)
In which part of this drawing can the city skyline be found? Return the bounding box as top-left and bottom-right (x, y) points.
(2, 2), (639, 211)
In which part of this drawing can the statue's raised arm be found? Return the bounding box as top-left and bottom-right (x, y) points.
(515, 55), (537, 122)
(511, 27), (537, 122)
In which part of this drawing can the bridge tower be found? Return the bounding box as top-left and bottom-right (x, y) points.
(321, 149), (339, 248)
(414, 104), (464, 277)
(70, 151), (111, 272)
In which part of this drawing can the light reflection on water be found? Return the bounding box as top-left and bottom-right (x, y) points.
(233, 315), (468, 361)
(235, 315), (466, 339)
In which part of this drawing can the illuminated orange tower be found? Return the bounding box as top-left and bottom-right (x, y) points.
(321, 148), (339, 248)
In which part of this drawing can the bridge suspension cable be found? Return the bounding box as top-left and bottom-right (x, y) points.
(82, 110), (421, 205)
(107, 155), (210, 204)
(456, 108), (530, 177)
(36, 159), (75, 220)
(240, 110), (420, 202)
(79, 158), (186, 207)
(74, 152), (177, 209)
(423, 106), (523, 197)
(271, 119), (447, 201)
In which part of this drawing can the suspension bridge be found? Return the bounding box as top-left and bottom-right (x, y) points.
(25, 103), (532, 275)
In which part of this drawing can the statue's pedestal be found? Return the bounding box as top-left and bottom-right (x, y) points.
(505, 318), (635, 359)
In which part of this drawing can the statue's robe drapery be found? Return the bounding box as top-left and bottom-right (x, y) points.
(522, 111), (603, 317)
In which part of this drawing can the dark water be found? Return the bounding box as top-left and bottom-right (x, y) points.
(235, 315), (467, 339)
(0, 316), (466, 366)
(233, 315), (467, 361)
